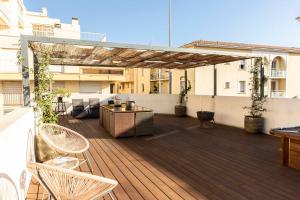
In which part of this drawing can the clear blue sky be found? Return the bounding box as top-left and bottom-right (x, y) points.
(24, 0), (300, 47)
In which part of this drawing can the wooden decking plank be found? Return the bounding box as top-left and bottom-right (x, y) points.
(110, 140), (198, 200)
(92, 137), (160, 200)
(27, 115), (300, 200)
(85, 119), (189, 200)
(73, 119), (134, 200)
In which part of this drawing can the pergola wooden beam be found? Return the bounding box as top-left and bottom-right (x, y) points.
(20, 35), (256, 106)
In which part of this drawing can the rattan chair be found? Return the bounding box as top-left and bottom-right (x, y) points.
(39, 123), (93, 172)
(27, 162), (118, 200)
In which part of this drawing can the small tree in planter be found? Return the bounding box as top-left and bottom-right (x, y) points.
(175, 80), (191, 117)
(244, 57), (268, 134)
(54, 87), (71, 102)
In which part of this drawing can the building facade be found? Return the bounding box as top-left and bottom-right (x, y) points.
(0, 0), (142, 108)
(184, 40), (300, 98)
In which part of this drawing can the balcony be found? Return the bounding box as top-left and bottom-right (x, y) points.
(150, 73), (169, 81)
(270, 90), (286, 98)
(270, 69), (286, 78)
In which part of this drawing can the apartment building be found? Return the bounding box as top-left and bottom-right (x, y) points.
(184, 40), (300, 98)
(0, 0), (141, 108)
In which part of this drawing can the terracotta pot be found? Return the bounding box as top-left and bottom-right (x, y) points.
(244, 116), (265, 134)
(175, 105), (186, 117)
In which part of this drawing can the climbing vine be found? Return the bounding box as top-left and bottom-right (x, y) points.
(18, 44), (58, 123)
(244, 57), (269, 118)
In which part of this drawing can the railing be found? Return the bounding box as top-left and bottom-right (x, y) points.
(150, 73), (169, 81)
(270, 69), (286, 78)
(3, 93), (23, 105)
(33, 30), (54, 37)
(270, 90), (286, 98)
(32, 30), (106, 41)
(80, 32), (106, 42)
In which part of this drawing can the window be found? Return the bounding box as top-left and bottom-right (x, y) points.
(52, 81), (65, 90)
(225, 82), (230, 89)
(180, 76), (186, 93)
(142, 83), (145, 92)
(79, 82), (101, 93)
(271, 59), (278, 70)
(32, 24), (54, 37)
(239, 60), (246, 70)
(81, 68), (123, 75)
(238, 81), (246, 93)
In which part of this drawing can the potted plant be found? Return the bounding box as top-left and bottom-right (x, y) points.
(175, 80), (191, 117)
(243, 57), (268, 134)
(54, 87), (71, 102)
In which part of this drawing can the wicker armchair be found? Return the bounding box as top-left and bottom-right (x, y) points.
(27, 162), (118, 200)
(39, 123), (93, 172)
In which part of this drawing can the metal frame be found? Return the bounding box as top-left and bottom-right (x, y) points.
(20, 35), (254, 106)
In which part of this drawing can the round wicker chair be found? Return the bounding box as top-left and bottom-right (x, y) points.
(39, 123), (93, 172)
(27, 162), (118, 200)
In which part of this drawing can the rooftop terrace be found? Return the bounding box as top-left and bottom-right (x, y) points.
(26, 115), (300, 200)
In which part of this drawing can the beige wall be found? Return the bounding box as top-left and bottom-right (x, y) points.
(65, 81), (79, 93)
(134, 68), (150, 94)
(285, 54), (300, 98)
(186, 95), (300, 133)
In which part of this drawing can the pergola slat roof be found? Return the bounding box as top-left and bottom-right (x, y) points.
(26, 36), (254, 69)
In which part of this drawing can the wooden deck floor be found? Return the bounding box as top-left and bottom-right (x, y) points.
(27, 115), (300, 200)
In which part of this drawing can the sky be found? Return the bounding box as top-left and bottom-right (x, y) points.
(24, 0), (300, 47)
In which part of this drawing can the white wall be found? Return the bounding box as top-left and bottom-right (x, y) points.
(128, 94), (178, 114)
(0, 107), (35, 199)
(61, 93), (178, 115)
(186, 95), (300, 133)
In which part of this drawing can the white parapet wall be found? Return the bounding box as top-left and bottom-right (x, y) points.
(0, 107), (35, 199)
(186, 95), (300, 133)
(128, 94), (178, 114)
(60, 93), (178, 115)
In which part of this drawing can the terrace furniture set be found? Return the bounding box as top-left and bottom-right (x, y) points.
(28, 123), (118, 200)
(100, 104), (154, 138)
(71, 98), (100, 119)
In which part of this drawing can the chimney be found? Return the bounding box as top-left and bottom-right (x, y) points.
(72, 17), (79, 26)
(41, 7), (48, 16)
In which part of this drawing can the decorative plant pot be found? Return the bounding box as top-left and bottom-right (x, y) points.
(197, 111), (214, 122)
(175, 105), (186, 117)
(244, 116), (265, 134)
(57, 96), (63, 103)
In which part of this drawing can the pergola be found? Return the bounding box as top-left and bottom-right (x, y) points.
(20, 35), (254, 106)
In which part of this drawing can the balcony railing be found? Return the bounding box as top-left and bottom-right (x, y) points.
(270, 69), (286, 78)
(3, 93), (23, 105)
(150, 73), (169, 81)
(32, 30), (106, 41)
(270, 90), (286, 98)
(80, 32), (106, 42)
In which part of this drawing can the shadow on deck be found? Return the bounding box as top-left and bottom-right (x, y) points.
(27, 115), (300, 200)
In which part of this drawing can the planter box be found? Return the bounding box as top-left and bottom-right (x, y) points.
(244, 116), (264, 134)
